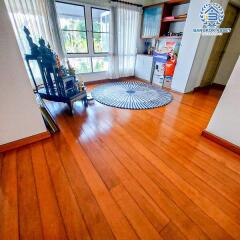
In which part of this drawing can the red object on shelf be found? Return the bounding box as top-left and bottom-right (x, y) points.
(163, 16), (175, 21)
(162, 18), (186, 22)
(165, 56), (177, 77)
(167, 0), (190, 4)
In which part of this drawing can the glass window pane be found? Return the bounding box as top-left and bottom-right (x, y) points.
(68, 58), (92, 74)
(92, 8), (110, 32)
(142, 5), (162, 37)
(62, 31), (88, 53)
(56, 2), (86, 31)
(92, 57), (109, 72)
(59, 16), (86, 31)
(93, 33), (109, 53)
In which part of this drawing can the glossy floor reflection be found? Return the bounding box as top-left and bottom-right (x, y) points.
(1, 81), (240, 240)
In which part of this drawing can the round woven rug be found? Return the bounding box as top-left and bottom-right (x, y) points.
(91, 81), (173, 110)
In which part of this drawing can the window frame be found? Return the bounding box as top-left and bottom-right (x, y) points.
(91, 7), (110, 55)
(56, 1), (89, 55)
(56, 1), (110, 74)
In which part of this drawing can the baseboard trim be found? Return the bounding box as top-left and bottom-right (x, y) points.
(194, 83), (225, 92)
(0, 131), (51, 153)
(212, 83), (226, 90)
(85, 76), (134, 86)
(202, 130), (240, 155)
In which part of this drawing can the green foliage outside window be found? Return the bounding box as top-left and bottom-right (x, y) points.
(60, 17), (88, 53)
(58, 8), (110, 73)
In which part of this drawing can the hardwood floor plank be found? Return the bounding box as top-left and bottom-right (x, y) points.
(163, 103), (208, 130)
(57, 115), (139, 240)
(147, 98), (240, 175)
(111, 184), (163, 240)
(30, 142), (68, 240)
(107, 117), (240, 239)
(17, 147), (43, 240)
(107, 126), (233, 240)
(0, 153), (3, 178)
(82, 108), (232, 240)
(67, 117), (169, 232)
(53, 133), (116, 240)
(0, 151), (18, 240)
(159, 111), (240, 175)
(128, 110), (240, 218)
(142, 109), (240, 184)
(71, 108), (210, 240)
(196, 139), (240, 175)
(66, 123), (120, 191)
(43, 139), (91, 240)
(2, 82), (240, 240)
(160, 222), (186, 240)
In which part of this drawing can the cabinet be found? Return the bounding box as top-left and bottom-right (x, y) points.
(135, 54), (153, 81)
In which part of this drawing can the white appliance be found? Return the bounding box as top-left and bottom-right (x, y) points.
(152, 61), (165, 86)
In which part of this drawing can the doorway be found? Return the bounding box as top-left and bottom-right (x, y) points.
(200, 2), (240, 87)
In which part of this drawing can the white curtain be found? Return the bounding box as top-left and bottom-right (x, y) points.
(4, 0), (64, 59)
(109, 2), (142, 79)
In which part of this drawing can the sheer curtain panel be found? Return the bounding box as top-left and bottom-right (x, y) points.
(109, 2), (142, 79)
(4, 0), (64, 60)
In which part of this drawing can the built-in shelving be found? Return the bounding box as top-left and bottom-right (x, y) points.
(166, 0), (190, 4)
(156, 36), (182, 39)
(141, 0), (190, 39)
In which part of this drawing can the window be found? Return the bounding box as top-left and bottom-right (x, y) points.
(92, 57), (109, 72)
(56, 2), (110, 74)
(92, 8), (110, 53)
(56, 2), (88, 53)
(68, 58), (92, 74)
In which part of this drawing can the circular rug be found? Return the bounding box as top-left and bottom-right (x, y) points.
(91, 81), (173, 110)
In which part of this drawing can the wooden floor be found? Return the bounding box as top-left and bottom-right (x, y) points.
(1, 82), (240, 240)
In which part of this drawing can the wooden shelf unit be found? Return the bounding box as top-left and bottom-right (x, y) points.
(160, 0), (189, 36)
(166, 0), (190, 4)
(141, 0), (189, 39)
(143, 0), (189, 8)
(156, 35), (182, 40)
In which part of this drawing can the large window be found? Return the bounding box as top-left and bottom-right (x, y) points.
(92, 8), (110, 53)
(56, 2), (110, 74)
(56, 3), (88, 53)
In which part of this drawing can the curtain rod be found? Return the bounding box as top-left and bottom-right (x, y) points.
(111, 0), (143, 7)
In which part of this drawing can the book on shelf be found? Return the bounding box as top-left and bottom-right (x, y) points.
(175, 14), (187, 19)
(163, 16), (175, 21)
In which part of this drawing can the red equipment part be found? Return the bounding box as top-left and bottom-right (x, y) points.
(165, 56), (177, 77)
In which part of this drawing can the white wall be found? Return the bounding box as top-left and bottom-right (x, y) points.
(214, 13), (240, 85)
(206, 56), (240, 146)
(185, 0), (229, 91)
(76, 72), (109, 82)
(171, 0), (207, 93)
(0, 1), (47, 145)
(171, 0), (229, 93)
